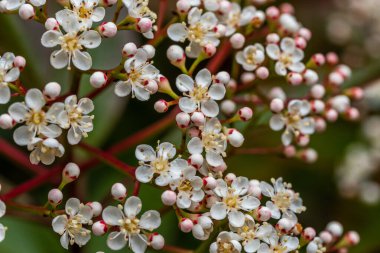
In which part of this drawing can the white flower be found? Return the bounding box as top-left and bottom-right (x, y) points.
(102, 196), (161, 252)
(168, 7), (220, 58)
(269, 100), (315, 146)
(176, 68), (225, 118)
(210, 177), (260, 228)
(257, 235), (299, 253)
(8, 89), (62, 146)
(210, 231), (242, 253)
(56, 95), (94, 145)
(123, 0), (157, 39)
(266, 37), (305, 76)
(66, 0), (105, 30)
(260, 178), (306, 220)
(41, 10), (101, 70)
(28, 137), (65, 165)
(0, 52), (20, 104)
(135, 142), (184, 186)
(192, 215), (214, 240)
(52, 198), (93, 249)
(221, 3), (257, 36)
(187, 118), (227, 167)
(236, 44), (265, 71)
(5, 0), (45, 11)
(114, 48), (159, 101)
(169, 166), (204, 209)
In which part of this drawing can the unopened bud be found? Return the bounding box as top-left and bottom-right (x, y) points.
(86, 202), (102, 217)
(238, 107), (253, 121)
(227, 129), (244, 147)
(256, 67), (269, 79)
(230, 33), (245, 49)
(161, 190), (177, 206)
(136, 18), (152, 33)
(90, 71), (107, 88)
(92, 220), (108, 236)
(111, 183), (127, 201)
(62, 162), (80, 183)
(176, 112), (191, 128)
(203, 176), (217, 190)
(179, 218), (193, 233)
(191, 111), (205, 126)
(99, 22), (117, 38)
(48, 188), (63, 207)
(19, 4), (35, 20)
(154, 100), (168, 113)
(150, 233), (165, 250)
(13, 56), (26, 70)
(188, 154), (204, 169)
(270, 98), (284, 113)
(45, 17), (59, 30)
(0, 114), (14, 129)
(122, 42), (137, 57)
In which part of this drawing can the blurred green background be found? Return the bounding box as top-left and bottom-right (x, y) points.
(1, 0), (380, 252)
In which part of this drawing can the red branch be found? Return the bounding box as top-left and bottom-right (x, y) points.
(156, 0), (168, 32)
(206, 40), (232, 74)
(133, 180), (140, 196)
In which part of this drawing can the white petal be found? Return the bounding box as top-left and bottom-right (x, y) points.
(25, 89), (45, 111)
(102, 206), (124, 226)
(67, 126), (82, 145)
(210, 202), (227, 220)
(114, 81), (131, 97)
(167, 23), (188, 42)
(41, 30), (62, 48)
(241, 196), (260, 210)
(139, 210), (161, 231)
(13, 126), (33, 146)
(78, 98), (94, 114)
(208, 84), (225, 100)
(124, 196), (142, 218)
(0, 200), (5, 217)
(65, 198), (80, 216)
(60, 232), (69, 250)
(201, 100), (219, 117)
(228, 211), (245, 227)
(269, 114), (285, 131)
(280, 37), (296, 53)
(56, 9), (80, 33)
(80, 30), (101, 49)
(92, 7), (105, 22)
(107, 231), (127, 250)
(50, 50), (69, 69)
(176, 74), (194, 92)
(130, 234), (148, 253)
(157, 142), (176, 159)
(206, 150), (223, 167)
(195, 69), (212, 88)
(288, 62), (305, 73)
(245, 239), (260, 253)
(135, 144), (156, 161)
(0, 86), (11, 104)
(72, 50), (92, 71)
(259, 182), (274, 197)
(133, 86), (150, 101)
(4, 67), (20, 82)
(187, 137), (203, 154)
(266, 44), (280, 60)
(281, 129), (293, 146)
(179, 97), (197, 113)
(0, 224), (6, 242)
(135, 165), (154, 183)
(52, 215), (67, 234)
(275, 61), (287, 76)
(8, 102), (28, 122)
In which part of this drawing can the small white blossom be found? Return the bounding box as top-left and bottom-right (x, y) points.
(221, 3), (257, 36)
(210, 231), (242, 253)
(236, 44), (265, 71)
(52, 198), (93, 249)
(257, 235), (299, 253)
(5, 0), (45, 11)
(0, 52), (20, 104)
(67, 0), (105, 30)
(28, 137), (65, 165)
(192, 215), (214, 240)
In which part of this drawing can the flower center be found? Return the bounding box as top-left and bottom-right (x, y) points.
(66, 215), (87, 238)
(271, 191), (291, 211)
(189, 85), (208, 102)
(61, 33), (82, 52)
(224, 191), (240, 210)
(122, 218), (140, 234)
(287, 113), (301, 125)
(188, 23), (206, 44)
(178, 179), (193, 192)
(273, 245), (287, 253)
(151, 157), (169, 173)
(26, 110), (46, 126)
(77, 5), (93, 19)
(201, 131), (226, 152)
(279, 53), (293, 66)
(127, 68), (142, 83)
(240, 225), (256, 241)
(217, 241), (236, 253)
(68, 105), (83, 124)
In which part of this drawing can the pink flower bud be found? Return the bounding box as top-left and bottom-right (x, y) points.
(188, 154), (204, 169)
(270, 98), (284, 113)
(345, 231), (360, 245)
(154, 100), (168, 113)
(179, 218), (193, 233)
(0, 114), (14, 129)
(345, 107), (359, 121)
(311, 100), (325, 114)
(238, 107), (253, 121)
(203, 176), (217, 190)
(90, 71), (107, 88)
(167, 45), (185, 65)
(215, 24), (226, 37)
(256, 67), (269, 80)
(230, 33), (245, 49)
(188, 127), (200, 138)
(283, 145), (296, 158)
(99, 22), (117, 38)
(145, 80), (158, 94)
(319, 231), (333, 244)
(161, 190), (177, 206)
(241, 72), (255, 84)
(337, 65), (351, 79)
(212, 162), (227, 173)
(312, 53), (325, 67)
(256, 206), (271, 221)
(287, 72), (303, 85)
(269, 87), (286, 101)
(86, 201), (103, 217)
(176, 112), (191, 128)
(142, 44), (155, 59)
(276, 218), (294, 233)
(310, 84), (325, 99)
(227, 79), (237, 92)
(219, 0), (232, 14)
(227, 129), (244, 147)
(266, 33), (280, 44)
(266, 6), (280, 20)
(48, 188), (63, 207)
(296, 134), (310, 147)
(303, 69), (319, 84)
(203, 44), (216, 57)
(302, 227), (316, 241)
(137, 18), (152, 33)
(122, 42), (137, 57)
(329, 72), (344, 86)
(346, 87), (363, 100)
(13, 56), (26, 70)
(176, 0), (191, 13)
(191, 111), (205, 126)
(221, 100), (236, 116)
(325, 108), (338, 122)
(92, 220), (108, 236)
(19, 4), (35, 20)
(295, 36), (307, 49)
(150, 233), (165, 250)
(43, 82), (61, 99)
(326, 221), (343, 237)
(300, 148), (318, 163)
(111, 183), (127, 201)
(101, 0), (117, 6)
(62, 162), (80, 183)
(215, 71), (230, 85)
(315, 117), (326, 132)
(326, 52), (339, 65)
(225, 173), (236, 183)
(298, 28), (312, 40)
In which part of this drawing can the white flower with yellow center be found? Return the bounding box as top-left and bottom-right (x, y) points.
(135, 142), (185, 186)
(266, 37), (305, 76)
(102, 196), (161, 252)
(236, 44), (266, 71)
(115, 48), (159, 101)
(210, 177), (260, 228)
(221, 3), (258, 36)
(260, 178), (305, 220)
(269, 100), (315, 146)
(168, 7), (220, 58)
(187, 118), (227, 167)
(123, 0), (157, 39)
(8, 89), (62, 146)
(66, 0), (105, 30)
(41, 10), (101, 70)
(5, 0), (45, 11)
(209, 231), (242, 253)
(0, 52), (20, 104)
(52, 198), (93, 249)
(28, 137), (65, 165)
(257, 235), (299, 253)
(176, 69), (225, 118)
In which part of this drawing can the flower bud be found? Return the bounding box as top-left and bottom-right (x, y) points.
(161, 190), (177, 206)
(150, 233), (165, 250)
(111, 183), (127, 201)
(256, 206), (271, 221)
(101, 0), (117, 6)
(280, 3), (295, 14)
(310, 100), (325, 114)
(326, 52), (339, 65)
(296, 134), (310, 147)
(136, 18), (152, 33)
(99, 22), (117, 38)
(344, 231), (360, 245)
(266, 33), (280, 44)
(330, 95), (350, 113)
(13, 56), (26, 70)
(122, 42), (137, 57)
(188, 127), (200, 138)
(300, 148), (318, 163)
(337, 65), (351, 79)
(227, 79), (237, 92)
(221, 100), (237, 116)
(215, 71), (230, 85)
(287, 72), (303, 85)
(345, 87), (363, 100)
(43, 82), (61, 99)
(319, 231), (333, 244)
(48, 188), (63, 207)
(62, 162), (80, 183)
(176, 0), (191, 13)
(203, 176), (217, 190)
(225, 173), (236, 183)
(283, 145), (296, 158)
(345, 107), (359, 121)
(145, 80), (158, 94)
(203, 44), (216, 57)
(179, 218), (193, 233)
(90, 71), (107, 88)
(19, 4), (35, 20)
(314, 117), (326, 132)
(302, 227), (316, 241)
(276, 218), (294, 233)
(215, 24), (226, 37)
(191, 111), (205, 126)
(176, 112), (191, 128)
(329, 72), (344, 86)
(167, 45), (185, 65)
(241, 72), (255, 84)
(219, 0), (232, 14)
(269, 87), (286, 101)
(142, 44), (155, 59)
(270, 98), (284, 113)
(256, 67), (269, 79)
(325, 108), (338, 122)
(303, 69), (318, 84)
(238, 107), (253, 121)
(295, 36), (307, 49)
(230, 33), (245, 49)
(310, 84), (325, 99)
(86, 202), (102, 217)
(248, 180), (261, 195)
(326, 221), (343, 237)
(298, 27), (312, 40)
(0, 114), (14, 129)
(266, 6), (280, 20)
(92, 220), (108, 236)
(188, 154), (204, 169)
(227, 129), (244, 147)
(311, 53), (325, 67)
(154, 99), (168, 113)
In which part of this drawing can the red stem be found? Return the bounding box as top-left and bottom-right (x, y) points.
(133, 180), (140, 196)
(206, 40), (232, 74)
(156, 0), (168, 32)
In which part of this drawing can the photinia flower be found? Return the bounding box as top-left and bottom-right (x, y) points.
(266, 37), (305, 76)
(221, 3), (257, 36)
(211, 177), (260, 227)
(5, 0), (45, 11)
(28, 137), (65, 165)
(41, 10), (101, 70)
(0, 52), (20, 104)
(168, 7), (220, 58)
(176, 68), (225, 118)
(66, 0), (105, 30)
(257, 235), (299, 253)
(210, 231), (242, 253)
(269, 99), (315, 146)
(236, 44), (266, 71)
(114, 48), (159, 101)
(135, 142), (185, 186)
(52, 198), (93, 249)
(192, 215), (214, 240)
(102, 196), (161, 252)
